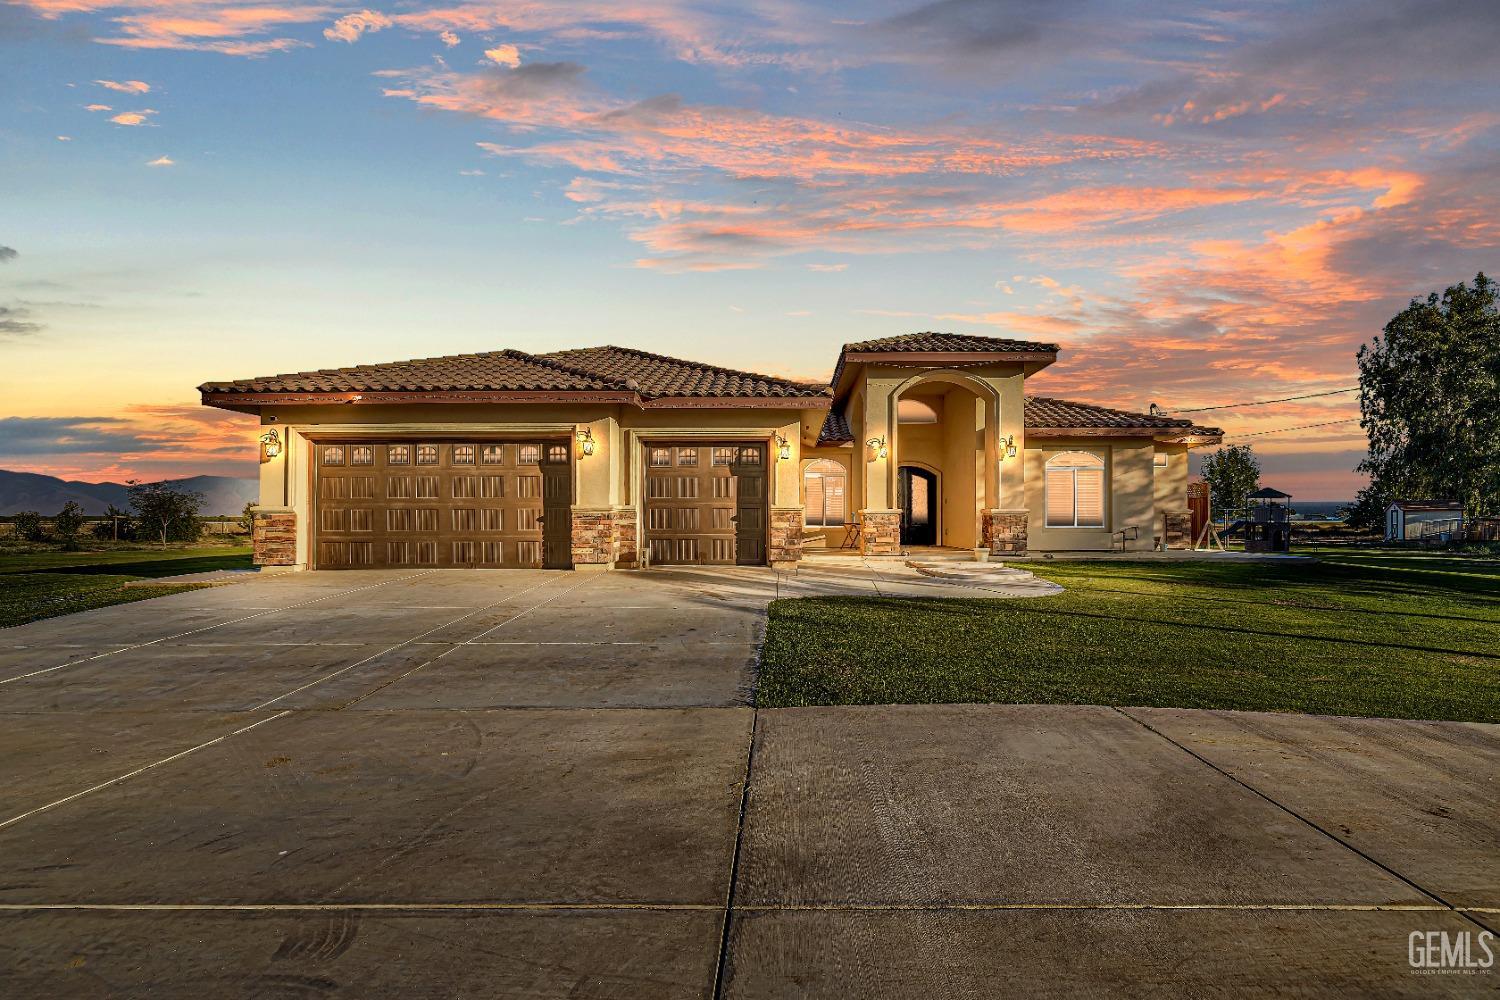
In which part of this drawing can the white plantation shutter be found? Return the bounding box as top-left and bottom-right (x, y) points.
(824, 475), (846, 525)
(1074, 468), (1105, 526)
(1045, 452), (1106, 527)
(805, 474), (826, 526)
(1045, 468), (1075, 526)
(803, 460), (847, 527)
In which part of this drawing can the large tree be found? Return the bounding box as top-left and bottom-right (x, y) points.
(1351, 273), (1500, 527)
(128, 481), (205, 546)
(1200, 444), (1261, 522)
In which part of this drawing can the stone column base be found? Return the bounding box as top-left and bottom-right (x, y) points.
(1163, 510), (1191, 549)
(770, 507), (805, 568)
(859, 509), (902, 556)
(982, 508), (1028, 555)
(614, 507), (639, 568)
(570, 508), (616, 568)
(253, 509), (297, 566)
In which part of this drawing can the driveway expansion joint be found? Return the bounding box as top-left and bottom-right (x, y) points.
(1114, 706), (1499, 936)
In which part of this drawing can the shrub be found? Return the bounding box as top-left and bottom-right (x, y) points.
(13, 510), (46, 542)
(53, 501), (85, 550)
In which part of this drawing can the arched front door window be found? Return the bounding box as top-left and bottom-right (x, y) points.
(804, 459), (847, 526)
(1045, 452), (1105, 527)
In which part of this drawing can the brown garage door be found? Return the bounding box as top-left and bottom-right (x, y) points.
(313, 440), (572, 569)
(644, 443), (766, 566)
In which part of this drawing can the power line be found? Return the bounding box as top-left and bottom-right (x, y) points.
(1162, 387), (1358, 414)
(1225, 418), (1361, 440)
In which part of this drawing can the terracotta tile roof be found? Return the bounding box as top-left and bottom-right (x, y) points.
(814, 396), (1222, 444)
(200, 345), (829, 400)
(1025, 396), (1220, 434)
(842, 331), (1060, 354)
(540, 345), (827, 398)
(816, 410), (853, 446)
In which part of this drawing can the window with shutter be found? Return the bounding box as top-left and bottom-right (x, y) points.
(1045, 452), (1106, 527)
(803, 459), (847, 527)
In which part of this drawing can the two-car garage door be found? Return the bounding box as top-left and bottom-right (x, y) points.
(312, 437), (770, 570)
(644, 442), (766, 566)
(313, 440), (572, 569)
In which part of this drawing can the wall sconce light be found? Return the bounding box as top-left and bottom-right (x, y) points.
(867, 436), (888, 461)
(772, 432), (791, 461)
(576, 427), (596, 457)
(259, 428), (282, 462)
(1002, 434), (1017, 459)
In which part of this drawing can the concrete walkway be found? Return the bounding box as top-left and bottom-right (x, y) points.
(0, 568), (1493, 997)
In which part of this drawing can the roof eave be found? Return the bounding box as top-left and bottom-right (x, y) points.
(199, 389), (642, 411)
(831, 349), (1058, 403)
(637, 395), (831, 410)
(1024, 427), (1223, 444)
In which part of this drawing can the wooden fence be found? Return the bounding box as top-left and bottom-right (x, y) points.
(0, 517), (247, 538)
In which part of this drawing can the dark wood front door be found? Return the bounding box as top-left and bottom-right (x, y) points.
(644, 442), (767, 566)
(313, 439), (572, 569)
(898, 466), (937, 546)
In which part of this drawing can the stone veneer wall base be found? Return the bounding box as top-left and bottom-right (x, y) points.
(982, 508), (1029, 556)
(859, 509), (902, 556)
(570, 508), (616, 569)
(252, 509), (298, 567)
(769, 507), (805, 566)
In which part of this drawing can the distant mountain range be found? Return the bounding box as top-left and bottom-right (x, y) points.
(0, 470), (258, 516)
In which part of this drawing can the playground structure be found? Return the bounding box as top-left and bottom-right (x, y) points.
(1192, 484), (1294, 552)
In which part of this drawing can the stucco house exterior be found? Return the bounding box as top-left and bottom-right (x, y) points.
(201, 333), (1221, 570)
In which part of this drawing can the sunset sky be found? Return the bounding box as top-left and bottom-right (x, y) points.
(4, 0), (1497, 496)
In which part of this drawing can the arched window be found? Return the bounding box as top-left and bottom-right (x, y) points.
(1045, 452), (1105, 527)
(804, 459), (847, 527)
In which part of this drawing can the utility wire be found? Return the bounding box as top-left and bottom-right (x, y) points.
(1225, 418), (1361, 440)
(1165, 387), (1358, 414)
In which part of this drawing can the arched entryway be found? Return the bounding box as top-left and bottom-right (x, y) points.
(897, 465), (938, 546)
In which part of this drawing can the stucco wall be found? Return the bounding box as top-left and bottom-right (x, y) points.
(1022, 437), (1159, 551)
(255, 401), (817, 568)
(799, 446), (857, 549)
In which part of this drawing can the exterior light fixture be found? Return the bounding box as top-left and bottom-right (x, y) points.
(347, 394), (364, 404)
(773, 432), (791, 461)
(867, 436), (888, 460)
(1003, 434), (1017, 458)
(576, 428), (596, 456)
(259, 428), (282, 462)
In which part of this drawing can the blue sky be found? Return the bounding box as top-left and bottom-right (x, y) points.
(3, 1), (1498, 494)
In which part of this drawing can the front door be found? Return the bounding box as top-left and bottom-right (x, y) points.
(898, 466), (937, 546)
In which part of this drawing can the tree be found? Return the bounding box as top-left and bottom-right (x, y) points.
(1352, 272), (1500, 528)
(52, 501), (85, 550)
(1200, 444), (1261, 523)
(127, 481), (205, 546)
(238, 500), (258, 540)
(13, 510), (45, 543)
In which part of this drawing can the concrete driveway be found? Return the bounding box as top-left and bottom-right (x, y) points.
(0, 568), (1494, 997)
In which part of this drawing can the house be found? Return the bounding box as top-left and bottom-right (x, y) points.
(1385, 500), (1464, 542)
(200, 333), (1222, 570)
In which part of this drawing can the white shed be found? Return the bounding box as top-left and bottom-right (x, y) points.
(1385, 500), (1464, 541)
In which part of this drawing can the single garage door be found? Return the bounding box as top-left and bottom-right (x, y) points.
(314, 440), (572, 569)
(644, 442), (766, 566)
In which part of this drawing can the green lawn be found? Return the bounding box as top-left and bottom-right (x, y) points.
(0, 544), (254, 628)
(760, 550), (1500, 722)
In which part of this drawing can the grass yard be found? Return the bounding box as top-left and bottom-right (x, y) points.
(0, 543), (254, 627)
(760, 550), (1500, 722)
